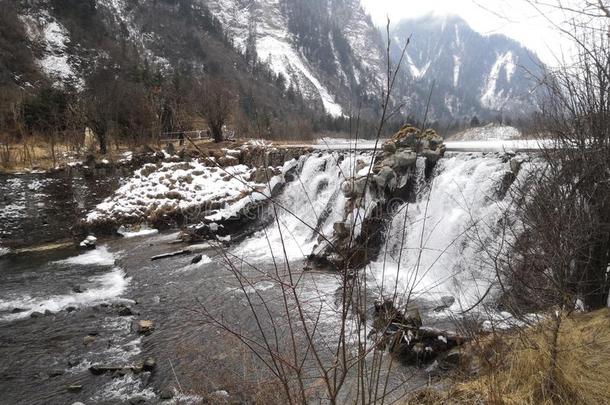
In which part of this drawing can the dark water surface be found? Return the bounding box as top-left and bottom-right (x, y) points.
(0, 169), (123, 248)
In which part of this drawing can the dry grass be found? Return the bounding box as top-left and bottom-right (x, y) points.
(407, 309), (610, 405)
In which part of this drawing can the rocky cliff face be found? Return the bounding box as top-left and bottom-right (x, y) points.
(4, 2), (541, 123)
(205, 0), (386, 117)
(391, 15), (542, 122)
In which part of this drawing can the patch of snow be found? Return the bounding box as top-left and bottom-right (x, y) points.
(480, 51), (515, 110)
(86, 160), (270, 227)
(406, 53), (431, 79)
(453, 55), (461, 87)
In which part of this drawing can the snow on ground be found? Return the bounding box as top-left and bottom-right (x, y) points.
(20, 11), (82, 87)
(449, 125), (521, 142)
(85, 159), (288, 228)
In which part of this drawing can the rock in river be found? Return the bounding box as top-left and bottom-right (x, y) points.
(136, 319), (154, 335)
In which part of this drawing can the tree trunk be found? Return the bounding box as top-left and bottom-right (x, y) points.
(210, 123), (223, 143)
(97, 131), (107, 154)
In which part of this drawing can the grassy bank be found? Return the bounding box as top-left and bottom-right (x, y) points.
(408, 309), (610, 405)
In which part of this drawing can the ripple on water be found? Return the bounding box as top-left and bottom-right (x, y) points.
(0, 267), (131, 321)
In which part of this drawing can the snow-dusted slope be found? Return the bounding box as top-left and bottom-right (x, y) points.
(20, 10), (82, 88)
(391, 15), (541, 121)
(205, 0), (386, 117)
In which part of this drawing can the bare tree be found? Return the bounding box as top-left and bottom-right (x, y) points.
(196, 77), (235, 143)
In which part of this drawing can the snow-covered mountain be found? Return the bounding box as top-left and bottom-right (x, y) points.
(391, 15), (542, 122)
(4, 0), (387, 118)
(3, 2), (541, 124)
(205, 0), (386, 117)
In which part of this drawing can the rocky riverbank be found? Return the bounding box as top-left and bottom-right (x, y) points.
(78, 142), (311, 239)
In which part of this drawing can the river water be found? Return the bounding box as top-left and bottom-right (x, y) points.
(0, 151), (523, 404)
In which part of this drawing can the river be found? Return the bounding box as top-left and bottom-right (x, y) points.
(0, 149), (527, 404)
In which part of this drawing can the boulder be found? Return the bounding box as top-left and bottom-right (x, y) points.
(209, 390), (230, 402)
(79, 235), (97, 249)
(421, 147), (444, 163)
(136, 320), (154, 335)
(118, 306), (134, 316)
(388, 125), (419, 148)
(251, 167), (280, 183)
(48, 369), (64, 377)
(160, 388), (174, 400)
(83, 335), (96, 345)
(72, 285), (85, 294)
(443, 347), (461, 365)
(374, 166), (397, 190)
(341, 176), (368, 198)
(393, 151), (418, 169)
(382, 141), (397, 154)
(218, 156), (239, 167)
(67, 358), (81, 368)
(143, 357), (156, 371)
(191, 254), (203, 264)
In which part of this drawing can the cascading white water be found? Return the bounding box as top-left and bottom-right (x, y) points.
(367, 153), (526, 310)
(236, 152), (372, 262)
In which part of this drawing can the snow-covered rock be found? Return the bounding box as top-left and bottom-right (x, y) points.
(85, 160), (265, 228)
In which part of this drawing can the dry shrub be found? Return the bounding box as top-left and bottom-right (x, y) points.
(407, 309), (610, 405)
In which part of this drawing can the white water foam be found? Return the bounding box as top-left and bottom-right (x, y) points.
(54, 246), (116, 266)
(367, 153), (527, 310)
(91, 374), (156, 403)
(0, 267), (130, 321)
(0, 246), (10, 257)
(237, 152), (371, 262)
(176, 255), (213, 273)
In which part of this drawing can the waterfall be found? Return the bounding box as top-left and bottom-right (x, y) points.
(235, 149), (530, 313)
(367, 152), (526, 309)
(235, 152), (372, 262)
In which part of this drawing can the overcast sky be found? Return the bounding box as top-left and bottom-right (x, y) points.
(361, 0), (572, 64)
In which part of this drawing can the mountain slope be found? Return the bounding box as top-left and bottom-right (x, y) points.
(391, 15), (541, 122)
(205, 0), (387, 117)
(2, 2), (543, 132)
